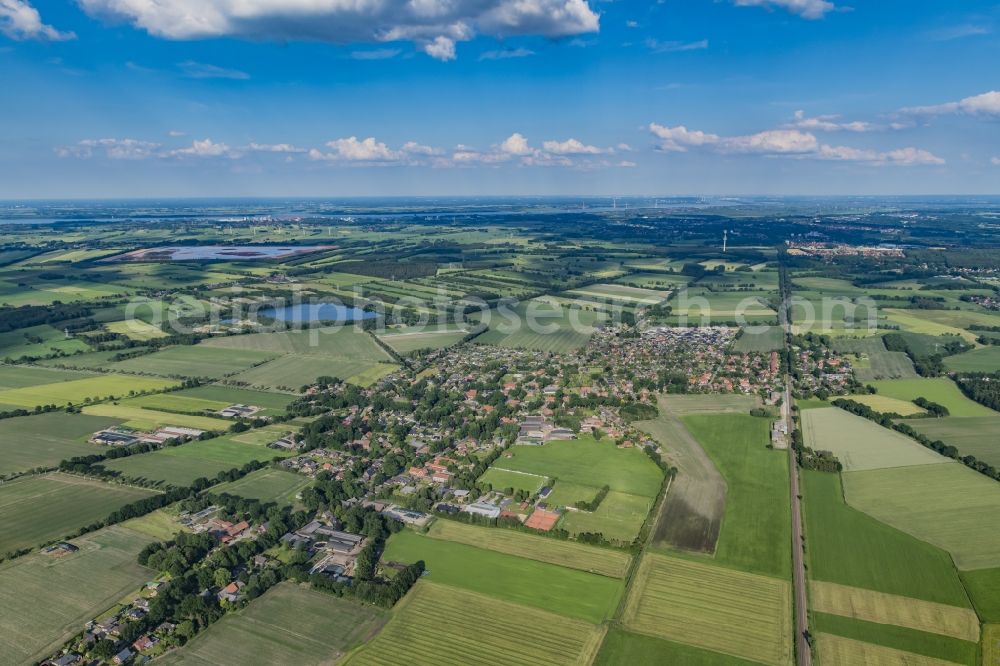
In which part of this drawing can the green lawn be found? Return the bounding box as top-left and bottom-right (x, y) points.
(381, 529), (623, 623)
(868, 378), (996, 417)
(478, 467), (545, 494)
(0, 473), (155, 555)
(0, 412), (120, 477)
(486, 436), (663, 498)
(559, 491), (653, 544)
(680, 414), (791, 578)
(211, 467), (311, 506)
(801, 470), (971, 607)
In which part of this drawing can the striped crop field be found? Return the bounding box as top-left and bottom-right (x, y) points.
(345, 581), (604, 666)
(815, 633), (959, 666)
(621, 553), (792, 665)
(809, 581), (980, 642)
(427, 520), (631, 578)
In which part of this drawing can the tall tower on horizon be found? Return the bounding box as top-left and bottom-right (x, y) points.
(723, 230), (728, 252)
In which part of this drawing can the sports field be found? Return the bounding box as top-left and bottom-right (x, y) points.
(108, 345), (278, 379)
(815, 633), (965, 666)
(867, 378), (996, 417)
(844, 463), (1000, 570)
(0, 412), (120, 477)
(82, 404), (230, 431)
(210, 467), (311, 506)
(382, 529), (622, 623)
(809, 580), (979, 642)
(801, 471), (971, 607)
(559, 491), (653, 543)
(488, 436), (663, 498)
(0, 373), (177, 409)
(427, 520), (631, 578)
(907, 417), (1000, 468)
(681, 414), (790, 577)
(812, 613), (977, 665)
(545, 480), (603, 507)
(159, 583), (386, 666)
(801, 408), (948, 471)
(0, 526), (155, 664)
(594, 629), (762, 666)
(621, 554), (792, 666)
(104, 434), (293, 487)
(347, 581), (604, 666)
(0, 473), (155, 554)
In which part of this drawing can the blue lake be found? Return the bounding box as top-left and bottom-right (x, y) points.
(260, 303), (377, 323)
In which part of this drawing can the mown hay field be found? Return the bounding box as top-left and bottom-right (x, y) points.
(801, 408), (949, 471)
(159, 582), (385, 666)
(346, 581), (604, 666)
(427, 519), (631, 578)
(844, 463), (1000, 570)
(381, 529), (623, 623)
(811, 613), (978, 665)
(815, 633), (960, 666)
(0, 473), (155, 554)
(621, 554), (792, 666)
(809, 580), (980, 642)
(0, 412), (120, 477)
(0, 526), (154, 665)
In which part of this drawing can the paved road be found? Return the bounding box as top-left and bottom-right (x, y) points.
(780, 269), (812, 666)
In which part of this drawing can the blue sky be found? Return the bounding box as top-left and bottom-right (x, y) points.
(1, 0), (999, 197)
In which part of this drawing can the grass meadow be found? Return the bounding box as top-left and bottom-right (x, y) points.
(811, 613), (977, 665)
(0, 374), (177, 409)
(867, 378), (996, 417)
(907, 416), (1000, 468)
(595, 629), (762, 666)
(107, 345), (278, 379)
(210, 467), (311, 506)
(0, 412), (120, 477)
(81, 403), (230, 431)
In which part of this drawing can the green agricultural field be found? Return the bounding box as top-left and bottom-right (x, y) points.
(81, 404), (230, 431)
(381, 529), (623, 623)
(0, 412), (121, 477)
(845, 394), (927, 416)
(0, 473), (155, 555)
(811, 613), (978, 665)
(809, 580), (979, 642)
(844, 463), (1000, 570)
(559, 491), (652, 543)
(105, 318), (167, 340)
(0, 526), (155, 665)
(595, 629), (762, 666)
(0, 324), (92, 359)
(125, 385), (296, 417)
(347, 581), (604, 666)
(233, 354), (399, 389)
(478, 467), (545, 494)
(960, 567), (1000, 623)
(120, 508), (187, 540)
(200, 325), (391, 359)
(882, 309), (982, 343)
(0, 374), (177, 409)
(211, 467), (311, 506)
(834, 336), (917, 381)
(107, 345), (278, 379)
(35, 349), (150, 370)
(661, 393), (761, 415)
(103, 434), (294, 487)
(669, 289), (777, 323)
(427, 520), (631, 578)
(377, 328), (468, 354)
(907, 417), (1000, 468)
(801, 471), (971, 607)
(944, 345), (1000, 373)
(474, 299), (606, 352)
(545, 480), (602, 507)
(622, 554), (792, 666)
(815, 633), (966, 666)
(0, 364), (97, 390)
(159, 582), (386, 666)
(868, 378), (996, 417)
(680, 414), (790, 577)
(801, 408), (948, 471)
(488, 436), (664, 498)
(732, 326), (783, 352)
(565, 283), (671, 305)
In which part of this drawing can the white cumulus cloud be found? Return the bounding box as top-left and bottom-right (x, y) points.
(542, 138), (607, 154)
(902, 91), (1000, 117)
(648, 123), (720, 152)
(56, 138), (160, 160)
(732, 0), (835, 20)
(168, 138), (238, 158)
(789, 110), (876, 132)
(1, 0), (74, 40)
(76, 0), (599, 60)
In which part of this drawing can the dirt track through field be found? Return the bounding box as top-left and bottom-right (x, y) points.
(636, 397), (726, 554)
